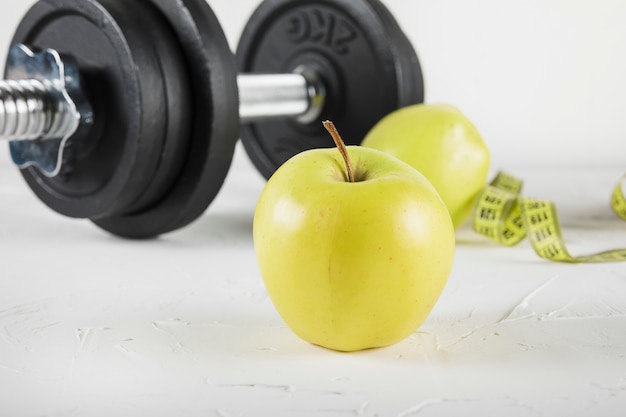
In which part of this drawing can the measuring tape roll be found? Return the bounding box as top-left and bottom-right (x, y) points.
(472, 172), (626, 263)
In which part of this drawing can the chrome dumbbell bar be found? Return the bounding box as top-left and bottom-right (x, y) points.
(0, 44), (325, 177)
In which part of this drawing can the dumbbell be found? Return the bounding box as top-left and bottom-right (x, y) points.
(1, 0), (423, 238)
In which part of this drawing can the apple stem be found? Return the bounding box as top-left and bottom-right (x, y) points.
(323, 120), (355, 183)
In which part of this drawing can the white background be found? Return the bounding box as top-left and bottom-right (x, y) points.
(3, 0), (625, 170)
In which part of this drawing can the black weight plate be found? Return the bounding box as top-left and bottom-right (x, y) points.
(93, 0), (239, 238)
(115, 0), (192, 217)
(237, 0), (424, 179)
(9, 0), (181, 220)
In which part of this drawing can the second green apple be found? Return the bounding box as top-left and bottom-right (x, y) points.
(362, 104), (490, 229)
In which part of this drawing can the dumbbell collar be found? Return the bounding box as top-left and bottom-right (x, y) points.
(5, 44), (93, 177)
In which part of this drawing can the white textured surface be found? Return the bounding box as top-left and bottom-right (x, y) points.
(2, 144), (626, 416)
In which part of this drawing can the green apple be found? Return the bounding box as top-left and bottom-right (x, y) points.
(362, 104), (490, 229)
(253, 122), (455, 352)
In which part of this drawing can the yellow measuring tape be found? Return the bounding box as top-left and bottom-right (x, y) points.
(472, 172), (626, 263)
(612, 175), (626, 221)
